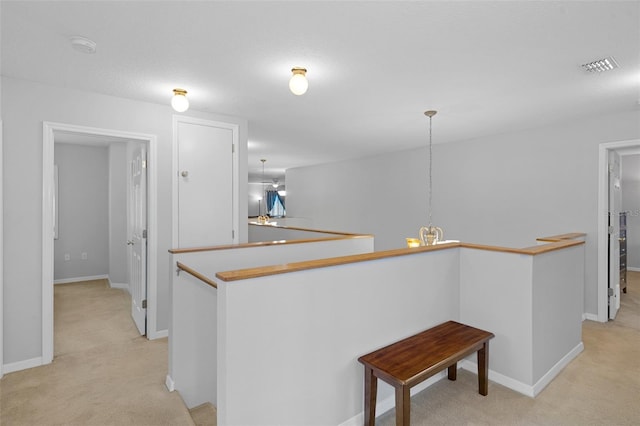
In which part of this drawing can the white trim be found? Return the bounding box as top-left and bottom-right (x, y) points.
(165, 374), (176, 392)
(598, 139), (640, 323)
(531, 342), (584, 397)
(0, 119), (3, 379)
(3, 357), (44, 374)
(460, 360), (535, 397)
(152, 329), (169, 339)
(337, 371), (448, 426)
(42, 123), (55, 364)
(54, 274), (109, 285)
(627, 267), (640, 272)
(109, 282), (130, 291)
(42, 122), (159, 361)
(459, 341), (584, 398)
(171, 115), (240, 249)
(583, 312), (599, 322)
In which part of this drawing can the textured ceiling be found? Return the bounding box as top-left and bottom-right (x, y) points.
(2, 1), (639, 182)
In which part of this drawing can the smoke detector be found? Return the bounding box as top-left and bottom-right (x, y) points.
(581, 56), (619, 73)
(70, 36), (97, 54)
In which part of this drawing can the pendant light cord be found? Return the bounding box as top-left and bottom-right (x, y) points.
(261, 159), (266, 217)
(428, 115), (433, 227)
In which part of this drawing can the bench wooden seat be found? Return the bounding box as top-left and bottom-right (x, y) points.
(357, 320), (495, 426)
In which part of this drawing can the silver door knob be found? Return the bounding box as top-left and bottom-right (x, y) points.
(181, 171), (189, 177)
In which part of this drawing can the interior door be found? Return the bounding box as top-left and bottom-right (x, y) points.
(177, 122), (234, 247)
(130, 144), (147, 334)
(608, 150), (621, 320)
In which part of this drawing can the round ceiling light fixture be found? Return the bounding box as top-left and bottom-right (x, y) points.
(171, 88), (189, 112)
(289, 67), (308, 95)
(70, 36), (97, 54)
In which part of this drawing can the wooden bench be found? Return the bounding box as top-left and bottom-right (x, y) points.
(357, 320), (495, 426)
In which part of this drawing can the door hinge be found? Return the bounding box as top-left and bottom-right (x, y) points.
(608, 288), (614, 297)
(142, 299), (147, 309)
(232, 229), (235, 239)
(232, 144), (235, 153)
(142, 159), (147, 169)
(142, 229), (147, 238)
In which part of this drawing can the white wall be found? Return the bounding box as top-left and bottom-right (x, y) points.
(54, 143), (109, 280)
(1, 76), (248, 366)
(217, 248), (460, 425)
(286, 110), (640, 317)
(109, 143), (128, 285)
(287, 147), (427, 249)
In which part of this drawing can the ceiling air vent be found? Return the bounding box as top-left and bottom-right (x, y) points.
(581, 56), (619, 73)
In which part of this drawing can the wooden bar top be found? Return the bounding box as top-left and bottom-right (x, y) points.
(214, 236), (585, 282)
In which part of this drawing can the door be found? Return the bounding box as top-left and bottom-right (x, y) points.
(130, 144), (147, 334)
(608, 151), (621, 319)
(177, 122), (234, 247)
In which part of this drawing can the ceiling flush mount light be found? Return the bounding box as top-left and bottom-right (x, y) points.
(408, 110), (444, 247)
(581, 56), (619, 73)
(171, 88), (189, 112)
(70, 36), (97, 54)
(289, 67), (308, 95)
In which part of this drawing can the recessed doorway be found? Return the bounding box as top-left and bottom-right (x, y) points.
(42, 122), (158, 365)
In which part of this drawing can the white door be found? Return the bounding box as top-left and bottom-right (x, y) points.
(608, 151), (621, 320)
(177, 122), (234, 247)
(130, 145), (147, 334)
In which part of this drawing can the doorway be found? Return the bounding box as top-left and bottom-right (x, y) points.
(42, 122), (158, 365)
(598, 138), (640, 322)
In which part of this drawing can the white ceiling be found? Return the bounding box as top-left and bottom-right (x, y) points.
(2, 1), (639, 183)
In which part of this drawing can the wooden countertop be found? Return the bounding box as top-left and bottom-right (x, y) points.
(169, 233), (373, 254)
(213, 234), (586, 282)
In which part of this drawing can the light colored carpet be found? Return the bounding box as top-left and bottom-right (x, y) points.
(188, 402), (216, 426)
(375, 272), (640, 426)
(0, 279), (195, 426)
(1, 276), (638, 426)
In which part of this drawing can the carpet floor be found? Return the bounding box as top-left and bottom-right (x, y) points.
(375, 272), (640, 426)
(0, 279), (195, 426)
(1, 274), (638, 425)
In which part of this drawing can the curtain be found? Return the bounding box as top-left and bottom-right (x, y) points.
(266, 190), (285, 216)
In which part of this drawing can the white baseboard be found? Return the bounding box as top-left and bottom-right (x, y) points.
(460, 341), (585, 398)
(338, 370), (448, 426)
(583, 312), (599, 322)
(149, 329), (168, 340)
(3, 356), (44, 374)
(108, 281), (129, 291)
(54, 274), (109, 285)
(627, 267), (640, 272)
(460, 360), (535, 397)
(531, 342), (584, 396)
(165, 374), (176, 392)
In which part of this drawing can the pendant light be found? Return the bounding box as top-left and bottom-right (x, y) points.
(258, 159), (270, 224)
(410, 110), (444, 246)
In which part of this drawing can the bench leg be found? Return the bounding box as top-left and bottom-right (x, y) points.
(478, 341), (489, 396)
(395, 385), (410, 426)
(448, 362), (457, 381)
(364, 366), (377, 426)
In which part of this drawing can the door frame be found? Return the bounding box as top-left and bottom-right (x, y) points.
(0, 120), (4, 378)
(171, 115), (240, 248)
(42, 121), (158, 364)
(597, 138), (640, 322)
